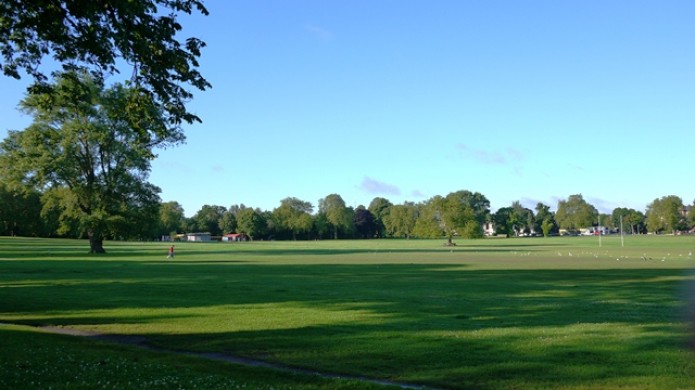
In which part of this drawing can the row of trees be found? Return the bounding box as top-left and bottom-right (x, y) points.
(134, 193), (695, 241)
(3, 182), (694, 244)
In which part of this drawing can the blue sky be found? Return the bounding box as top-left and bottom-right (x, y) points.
(1, 1), (693, 216)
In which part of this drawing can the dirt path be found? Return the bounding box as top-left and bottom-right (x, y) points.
(34, 324), (435, 390)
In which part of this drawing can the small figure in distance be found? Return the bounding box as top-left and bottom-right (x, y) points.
(167, 245), (175, 259)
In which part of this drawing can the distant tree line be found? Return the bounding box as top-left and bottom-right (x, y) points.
(2, 186), (694, 241)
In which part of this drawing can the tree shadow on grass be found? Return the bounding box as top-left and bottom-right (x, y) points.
(1, 260), (692, 322)
(1, 259), (694, 388)
(126, 315), (694, 389)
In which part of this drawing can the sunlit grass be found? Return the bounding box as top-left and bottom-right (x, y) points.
(1, 235), (695, 389)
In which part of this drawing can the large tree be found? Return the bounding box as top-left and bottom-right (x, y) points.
(236, 207), (267, 240)
(368, 197), (393, 238)
(447, 190), (489, 242)
(555, 194), (598, 232)
(511, 201), (534, 236)
(273, 197), (313, 240)
(190, 204), (226, 236)
(534, 202), (557, 237)
(218, 210), (237, 235)
(616, 208), (645, 235)
(492, 207), (514, 237)
(494, 201), (534, 237)
(0, 71), (170, 252)
(413, 200), (442, 239)
(418, 190), (489, 245)
(353, 206), (377, 239)
(0, 0), (210, 128)
(318, 194), (353, 239)
(645, 196), (685, 234)
(384, 202), (418, 239)
(159, 201), (185, 236)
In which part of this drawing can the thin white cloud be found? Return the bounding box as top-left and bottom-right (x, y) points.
(586, 197), (617, 214)
(518, 197), (542, 210)
(410, 189), (426, 199)
(506, 147), (524, 162)
(456, 144), (525, 165)
(566, 163), (585, 172)
(359, 177), (401, 196)
(305, 24), (334, 41)
(545, 195), (568, 211)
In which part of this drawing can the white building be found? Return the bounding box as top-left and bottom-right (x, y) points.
(186, 232), (212, 242)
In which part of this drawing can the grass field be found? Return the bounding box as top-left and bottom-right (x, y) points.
(1, 235), (695, 389)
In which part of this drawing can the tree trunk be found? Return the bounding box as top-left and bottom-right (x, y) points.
(88, 232), (106, 254)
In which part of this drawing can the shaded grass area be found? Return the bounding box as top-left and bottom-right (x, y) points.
(0, 324), (386, 389)
(1, 236), (695, 389)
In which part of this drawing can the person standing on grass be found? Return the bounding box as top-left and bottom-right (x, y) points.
(167, 245), (175, 258)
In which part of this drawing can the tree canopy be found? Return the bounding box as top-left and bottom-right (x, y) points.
(159, 201), (186, 236)
(353, 205), (377, 239)
(414, 190), (489, 245)
(319, 194), (352, 239)
(0, 0), (210, 128)
(384, 202), (418, 239)
(493, 201), (535, 237)
(646, 196), (685, 234)
(555, 194), (598, 232)
(534, 202), (557, 237)
(190, 204), (226, 236)
(273, 197), (314, 240)
(0, 71), (168, 252)
(368, 197), (393, 238)
(611, 207), (645, 235)
(236, 207), (267, 240)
